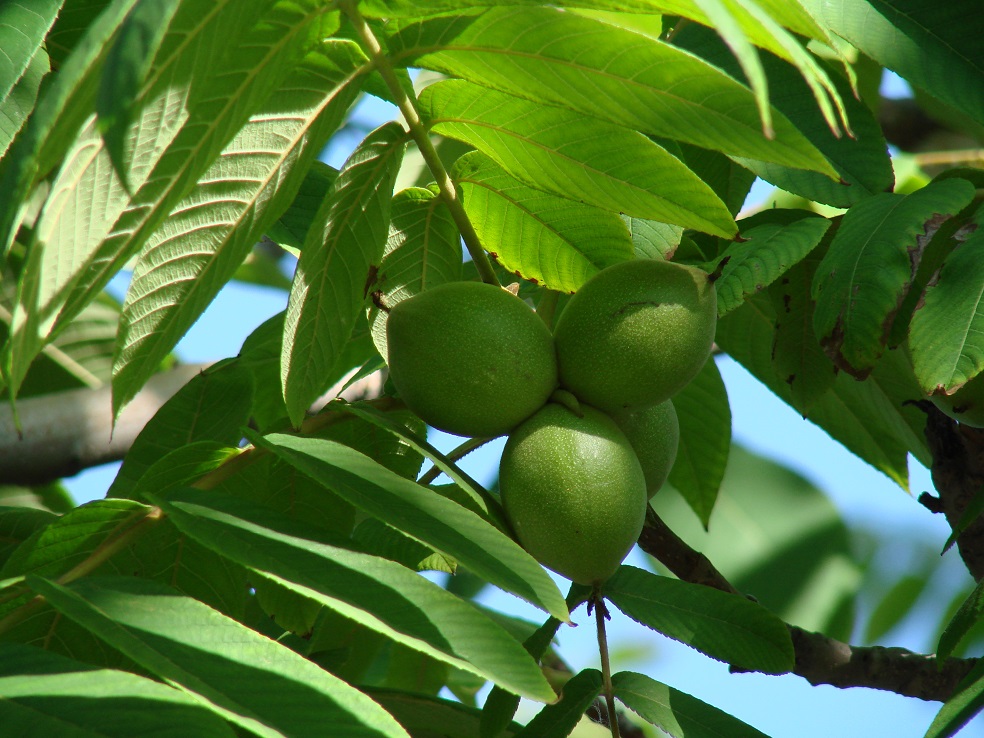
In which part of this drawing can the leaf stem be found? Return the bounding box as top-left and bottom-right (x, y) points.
(594, 591), (621, 738)
(341, 1), (500, 287)
(418, 434), (497, 486)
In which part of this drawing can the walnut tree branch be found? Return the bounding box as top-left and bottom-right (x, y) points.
(638, 507), (978, 702)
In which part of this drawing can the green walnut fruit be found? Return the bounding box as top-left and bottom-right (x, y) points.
(499, 402), (648, 586)
(386, 281), (558, 438)
(553, 259), (717, 412)
(932, 371), (984, 427)
(611, 400), (679, 498)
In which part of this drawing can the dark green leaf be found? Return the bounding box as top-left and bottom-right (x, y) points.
(153, 488), (556, 702)
(28, 575), (412, 738)
(768, 249), (838, 415)
(604, 565), (795, 673)
(453, 151), (633, 293)
(653, 445), (860, 640)
(368, 688), (521, 738)
(267, 160), (339, 250)
(864, 573), (930, 643)
(925, 658), (984, 738)
(802, 0), (984, 128)
(282, 122), (406, 425)
(714, 211), (831, 317)
(421, 79), (737, 237)
(0, 0), (60, 105)
(812, 171), (975, 378)
(96, 0), (182, 187)
(515, 669), (602, 738)
(909, 226), (984, 394)
(613, 670), (770, 738)
(108, 360), (254, 500)
(0, 507), (58, 568)
(0, 643), (236, 738)
(0, 47), (49, 163)
(250, 431), (569, 621)
(366, 185), (461, 359)
(938, 578), (984, 662)
(667, 358), (731, 527)
(718, 294), (929, 488)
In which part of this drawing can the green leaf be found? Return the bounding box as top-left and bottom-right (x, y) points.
(604, 565), (795, 673)
(768, 249), (838, 415)
(282, 122), (406, 426)
(0, 0), (139, 259)
(338, 401), (503, 526)
(108, 361), (254, 500)
(677, 143), (757, 217)
(0, 0), (60, 105)
(925, 658), (984, 738)
(515, 669), (602, 738)
(352, 518), (454, 573)
(154, 488), (555, 702)
(667, 358), (731, 527)
(420, 79), (737, 237)
(112, 41), (368, 415)
(387, 8), (838, 176)
(864, 573), (930, 643)
(96, 0), (182, 187)
(250, 431), (570, 622)
(909, 227), (984, 394)
(0, 643), (236, 738)
(5, 0), (334, 398)
(812, 178), (976, 378)
(368, 688), (522, 738)
(0, 47), (49, 163)
(366, 186), (461, 360)
(622, 216), (683, 261)
(718, 294), (930, 487)
(653, 444), (861, 640)
(267, 160), (339, 249)
(481, 616), (564, 738)
(0, 498), (151, 585)
(714, 210), (831, 317)
(801, 0), (984, 128)
(612, 670), (769, 738)
(0, 507), (58, 569)
(452, 151), (633, 293)
(27, 575), (412, 738)
(938, 578), (984, 662)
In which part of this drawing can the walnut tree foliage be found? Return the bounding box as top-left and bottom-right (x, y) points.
(1, 1), (984, 736)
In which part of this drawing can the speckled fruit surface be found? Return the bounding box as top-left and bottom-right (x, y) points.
(611, 399), (679, 498)
(499, 402), (647, 585)
(553, 259), (716, 412)
(386, 282), (558, 438)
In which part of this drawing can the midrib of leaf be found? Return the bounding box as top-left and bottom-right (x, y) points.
(112, 44), (368, 416)
(388, 8), (837, 176)
(281, 123), (407, 425)
(6, 2), (332, 399)
(2, 0), (261, 396)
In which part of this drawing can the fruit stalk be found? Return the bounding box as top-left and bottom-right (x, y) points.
(595, 595), (621, 738)
(340, 1), (500, 287)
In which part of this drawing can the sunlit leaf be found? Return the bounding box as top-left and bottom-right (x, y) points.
(112, 41), (368, 415)
(366, 186), (461, 360)
(387, 8), (838, 176)
(420, 79), (737, 237)
(514, 669), (602, 738)
(28, 575), (412, 738)
(154, 488), (556, 702)
(282, 122), (406, 425)
(251, 431), (569, 621)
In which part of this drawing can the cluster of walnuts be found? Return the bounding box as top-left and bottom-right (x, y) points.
(386, 259), (717, 586)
